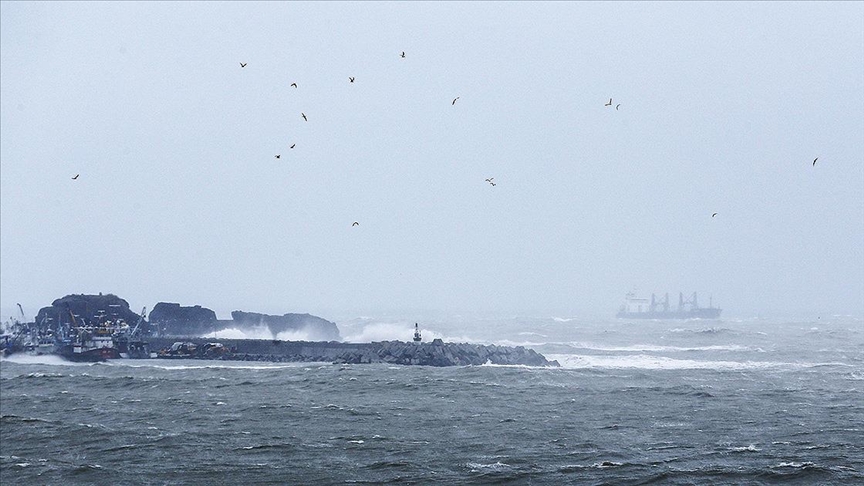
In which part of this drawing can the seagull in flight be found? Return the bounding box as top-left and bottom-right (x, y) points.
(72, 174), (79, 180)
(485, 178), (494, 183)
(812, 157), (818, 166)
(401, 51), (406, 58)
(301, 113), (307, 121)
(452, 97), (460, 105)
(616, 104), (621, 110)
(240, 62), (247, 68)
(352, 221), (359, 227)
(712, 212), (718, 218)
(349, 77), (355, 83)
(605, 98), (613, 107)
(275, 154), (281, 159)
(290, 144), (296, 149)
(291, 82), (298, 88)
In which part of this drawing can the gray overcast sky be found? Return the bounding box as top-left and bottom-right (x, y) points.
(1, 1), (862, 320)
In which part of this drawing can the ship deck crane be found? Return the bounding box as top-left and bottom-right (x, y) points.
(128, 307), (147, 339)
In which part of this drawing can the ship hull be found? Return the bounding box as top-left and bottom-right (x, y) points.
(56, 345), (119, 362)
(616, 308), (721, 319)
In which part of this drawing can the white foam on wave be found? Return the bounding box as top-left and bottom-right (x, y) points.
(667, 327), (732, 334)
(518, 332), (548, 337)
(730, 444), (761, 452)
(202, 326), (270, 340)
(847, 371), (864, 381)
(341, 322), (459, 343)
(479, 361), (548, 370)
(342, 322), (420, 343)
(485, 340), (761, 353)
(564, 342), (758, 353)
(0, 354), (86, 366)
(546, 354), (847, 371)
(106, 359), (320, 371)
(494, 339), (549, 348)
(467, 461), (510, 471)
(201, 326), (319, 341)
(772, 461), (816, 469)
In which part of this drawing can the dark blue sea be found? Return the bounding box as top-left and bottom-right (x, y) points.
(2, 315), (862, 485)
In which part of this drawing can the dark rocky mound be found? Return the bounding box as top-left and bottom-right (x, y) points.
(148, 304), (341, 341)
(150, 303), (218, 336)
(230, 311), (341, 341)
(35, 293), (144, 327)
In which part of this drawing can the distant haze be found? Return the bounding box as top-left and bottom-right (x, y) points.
(2, 2), (862, 320)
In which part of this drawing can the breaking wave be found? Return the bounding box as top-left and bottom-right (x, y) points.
(490, 340), (762, 353)
(105, 359), (321, 371)
(0, 354), (87, 366)
(563, 342), (759, 353)
(342, 322), (420, 343)
(201, 326), (318, 342)
(547, 354), (848, 371)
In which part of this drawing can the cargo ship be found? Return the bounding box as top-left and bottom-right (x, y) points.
(616, 291), (721, 319)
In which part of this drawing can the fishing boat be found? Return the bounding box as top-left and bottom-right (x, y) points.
(55, 317), (121, 362)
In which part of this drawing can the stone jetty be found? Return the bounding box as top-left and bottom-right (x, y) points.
(146, 337), (559, 367)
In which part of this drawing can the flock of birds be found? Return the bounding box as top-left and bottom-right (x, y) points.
(68, 51), (823, 224)
(241, 51), (481, 228)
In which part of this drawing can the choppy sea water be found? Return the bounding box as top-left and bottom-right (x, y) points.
(2, 316), (862, 485)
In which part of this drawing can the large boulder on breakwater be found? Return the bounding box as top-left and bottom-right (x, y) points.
(35, 293), (145, 328)
(230, 311), (341, 341)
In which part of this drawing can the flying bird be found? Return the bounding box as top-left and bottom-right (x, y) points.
(712, 212), (718, 218)
(291, 82), (297, 88)
(290, 144), (296, 149)
(72, 174), (79, 180)
(240, 62), (247, 68)
(452, 97), (460, 105)
(616, 104), (621, 110)
(352, 221), (359, 226)
(349, 77), (355, 83)
(401, 51), (406, 58)
(275, 154), (281, 159)
(485, 178), (494, 183)
(301, 113), (307, 121)
(813, 157), (818, 166)
(605, 98), (612, 106)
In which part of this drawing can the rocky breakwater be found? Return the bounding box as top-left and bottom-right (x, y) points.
(146, 337), (558, 367)
(335, 339), (559, 367)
